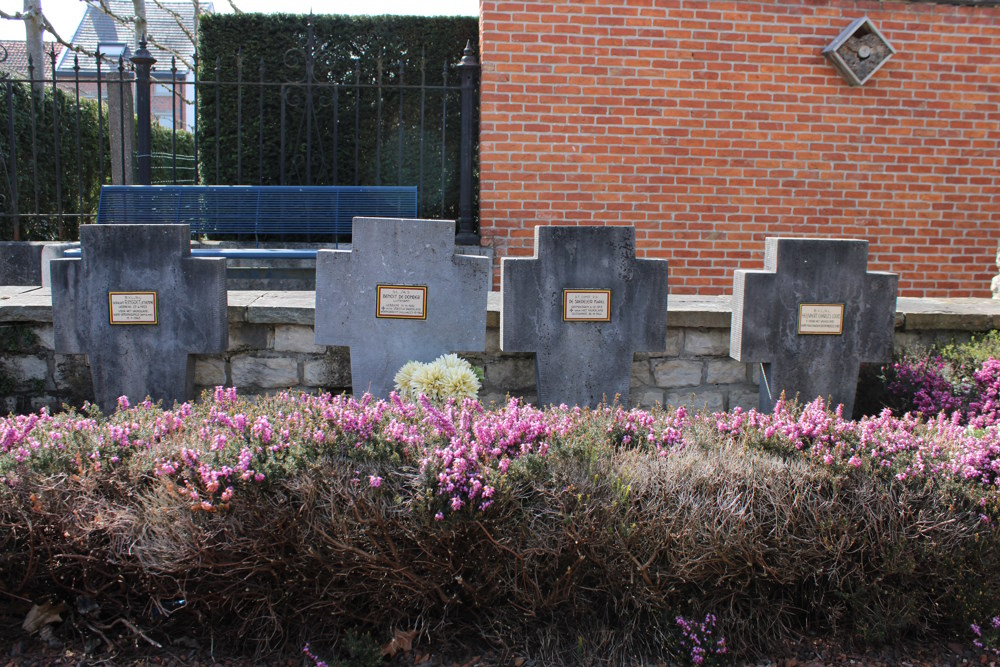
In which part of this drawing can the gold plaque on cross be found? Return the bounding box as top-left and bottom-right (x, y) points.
(108, 291), (158, 325)
(376, 285), (428, 320)
(563, 289), (611, 322)
(797, 303), (845, 335)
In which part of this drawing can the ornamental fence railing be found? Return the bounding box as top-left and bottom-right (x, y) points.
(0, 24), (479, 244)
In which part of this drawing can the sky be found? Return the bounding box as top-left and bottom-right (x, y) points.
(0, 0), (478, 41)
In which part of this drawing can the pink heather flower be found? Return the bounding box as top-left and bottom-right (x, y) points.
(302, 643), (329, 667)
(116, 395), (130, 411)
(434, 512), (444, 521)
(368, 475), (383, 488)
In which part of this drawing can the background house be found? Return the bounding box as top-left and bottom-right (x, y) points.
(53, 0), (208, 130)
(0, 39), (63, 80)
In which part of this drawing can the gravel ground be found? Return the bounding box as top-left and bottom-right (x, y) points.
(3, 601), (999, 667)
(2, 631), (1000, 667)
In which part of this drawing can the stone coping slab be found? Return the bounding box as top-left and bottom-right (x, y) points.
(0, 286), (52, 323)
(2, 290), (999, 330)
(896, 297), (1000, 330)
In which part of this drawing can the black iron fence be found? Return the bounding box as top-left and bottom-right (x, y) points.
(0, 31), (479, 243)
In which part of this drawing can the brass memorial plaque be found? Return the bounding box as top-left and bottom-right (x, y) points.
(108, 291), (158, 325)
(376, 285), (428, 320)
(563, 289), (611, 322)
(798, 303), (845, 335)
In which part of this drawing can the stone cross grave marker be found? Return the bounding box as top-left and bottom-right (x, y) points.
(501, 226), (668, 408)
(50, 224), (228, 414)
(730, 237), (897, 415)
(314, 217), (490, 398)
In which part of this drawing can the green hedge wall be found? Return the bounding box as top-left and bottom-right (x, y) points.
(0, 80), (196, 241)
(197, 14), (478, 220)
(0, 82), (104, 241)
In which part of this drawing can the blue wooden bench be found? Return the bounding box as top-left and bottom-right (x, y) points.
(96, 184), (419, 243)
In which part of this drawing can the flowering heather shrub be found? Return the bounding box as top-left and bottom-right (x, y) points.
(876, 332), (1000, 426)
(708, 396), (1000, 522)
(675, 614), (727, 666)
(970, 358), (1000, 429)
(2, 388), (1000, 662)
(972, 616), (1000, 658)
(605, 404), (688, 456)
(884, 355), (965, 417)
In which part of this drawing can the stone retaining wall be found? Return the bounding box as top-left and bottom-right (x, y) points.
(2, 286), (999, 415)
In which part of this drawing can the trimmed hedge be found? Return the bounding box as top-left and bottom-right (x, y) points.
(0, 80), (196, 241)
(0, 81), (103, 241)
(196, 14), (478, 220)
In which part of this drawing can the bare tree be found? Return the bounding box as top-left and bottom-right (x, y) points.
(2, 0), (242, 71)
(22, 0), (46, 96)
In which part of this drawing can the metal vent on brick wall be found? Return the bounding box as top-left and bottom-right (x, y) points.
(822, 16), (896, 86)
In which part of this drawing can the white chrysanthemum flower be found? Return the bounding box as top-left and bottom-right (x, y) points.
(440, 366), (480, 400)
(434, 353), (471, 372)
(411, 362), (446, 400)
(394, 360), (425, 398)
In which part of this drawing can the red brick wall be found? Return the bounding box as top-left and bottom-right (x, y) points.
(477, 0), (1000, 297)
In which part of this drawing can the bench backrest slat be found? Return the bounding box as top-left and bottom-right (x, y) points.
(97, 185), (419, 236)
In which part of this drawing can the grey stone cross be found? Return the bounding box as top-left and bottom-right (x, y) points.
(501, 226), (668, 408)
(730, 237), (898, 415)
(50, 224), (228, 414)
(314, 217), (490, 398)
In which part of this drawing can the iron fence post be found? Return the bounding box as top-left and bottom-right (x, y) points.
(132, 37), (156, 185)
(455, 41), (479, 246)
(5, 80), (19, 241)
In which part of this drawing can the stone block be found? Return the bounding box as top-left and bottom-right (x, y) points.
(274, 325), (324, 353)
(652, 359), (702, 388)
(664, 329), (683, 357)
(194, 357), (227, 386)
(684, 329), (730, 356)
(232, 355), (299, 389)
(629, 386), (665, 409)
(4, 356), (48, 387)
(303, 354), (352, 388)
(0, 241), (46, 285)
(631, 359), (653, 386)
(54, 354), (90, 386)
(484, 326), (501, 353)
(728, 389), (763, 413)
(706, 359), (749, 385)
(247, 291), (316, 326)
(666, 389), (724, 414)
(229, 323), (272, 352)
(485, 356), (535, 393)
(33, 324), (54, 351)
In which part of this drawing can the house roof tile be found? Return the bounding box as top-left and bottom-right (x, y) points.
(0, 40), (63, 80)
(55, 0), (210, 76)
